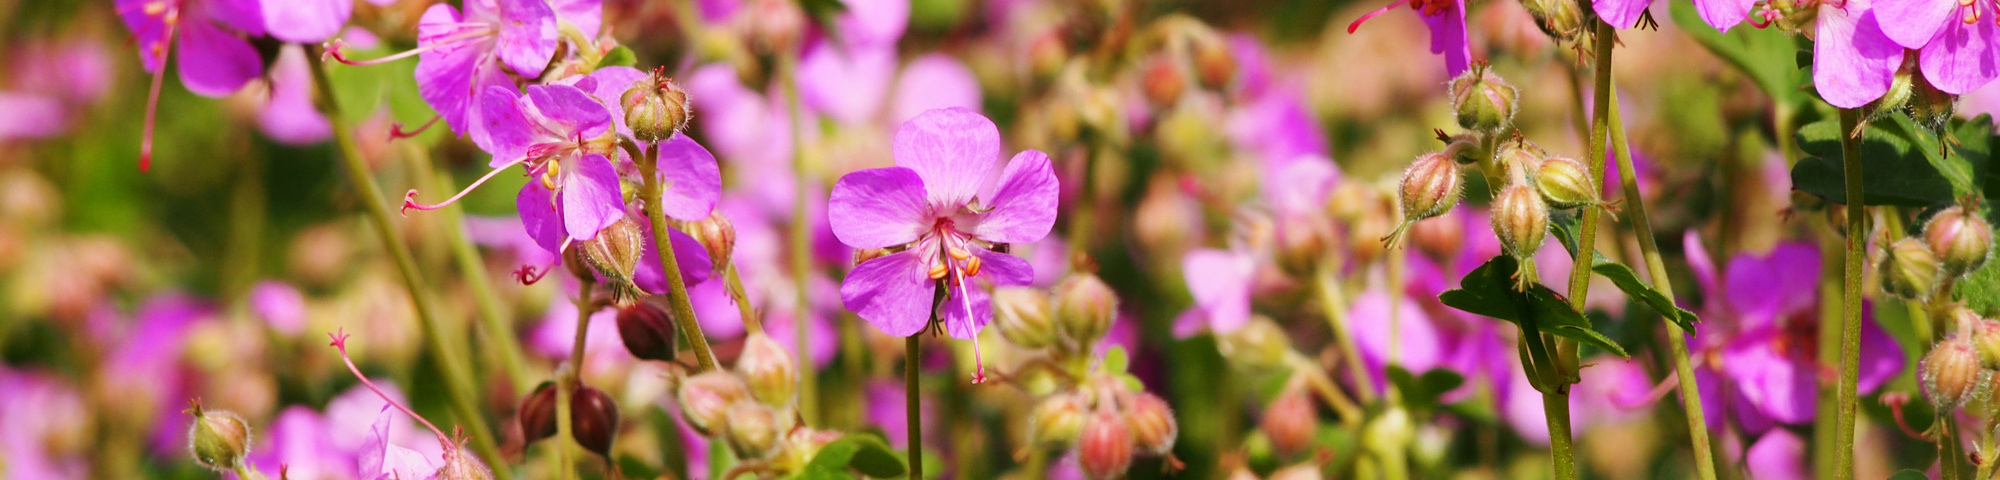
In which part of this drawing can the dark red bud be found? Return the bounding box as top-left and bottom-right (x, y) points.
(616, 302), (678, 362)
(570, 384), (620, 458)
(518, 381), (559, 443)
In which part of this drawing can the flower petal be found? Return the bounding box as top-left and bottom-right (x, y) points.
(801, 42), (897, 125)
(174, 20), (262, 97)
(1857, 304), (1906, 392)
(841, 250), (937, 337)
(893, 107), (1001, 209)
(1874, 0), (1955, 49)
(971, 248), (1035, 287)
(1420, 3), (1471, 77)
(1813, 1), (1902, 108)
(635, 223), (714, 293)
(525, 83), (612, 138)
(517, 180), (565, 255)
(549, 0), (604, 38)
(836, 0), (910, 47)
(1919, 13), (2000, 94)
(1722, 330), (1815, 425)
(654, 135), (724, 221)
(1682, 230), (1719, 300)
(1693, 0), (1756, 31)
(257, 46), (331, 145)
(1182, 249), (1255, 334)
(1594, 0), (1652, 30)
(494, 0), (558, 75)
(1745, 430), (1809, 480)
(1724, 253), (1781, 330)
(1769, 242), (1823, 316)
(357, 407), (437, 480)
(263, 0), (352, 43)
(890, 53), (982, 126)
(968, 150), (1059, 244)
(828, 167), (932, 249)
(559, 154), (627, 242)
(474, 86), (534, 164)
(417, 4), (511, 136)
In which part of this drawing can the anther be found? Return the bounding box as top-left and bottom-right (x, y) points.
(965, 256), (983, 277)
(928, 263), (949, 280)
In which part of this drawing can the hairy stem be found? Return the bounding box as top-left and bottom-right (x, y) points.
(638, 142), (719, 371)
(306, 49), (503, 471)
(1834, 107), (1866, 480)
(556, 281), (595, 480)
(779, 41), (821, 425)
(906, 334), (924, 479)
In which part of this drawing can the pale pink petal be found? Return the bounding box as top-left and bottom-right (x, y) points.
(893, 107), (1000, 209)
(1873, 0), (1954, 49)
(174, 21), (262, 97)
(828, 166), (932, 249)
(967, 150), (1058, 244)
(841, 250), (937, 336)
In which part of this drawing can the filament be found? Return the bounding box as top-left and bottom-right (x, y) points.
(1347, 0), (1406, 34)
(327, 329), (451, 442)
(140, 12), (180, 172)
(402, 158), (527, 215)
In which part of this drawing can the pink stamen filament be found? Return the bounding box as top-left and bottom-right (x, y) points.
(325, 27), (494, 66)
(513, 237), (574, 285)
(140, 9), (180, 172)
(391, 115), (443, 139)
(402, 158), (527, 215)
(327, 329), (451, 442)
(1347, 0), (1406, 34)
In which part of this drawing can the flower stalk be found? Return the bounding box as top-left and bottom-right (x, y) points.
(636, 141), (719, 371)
(906, 333), (924, 480)
(556, 280), (596, 480)
(1834, 107), (1866, 480)
(779, 39), (821, 425)
(411, 145), (533, 389)
(1314, 263), (1378, 403)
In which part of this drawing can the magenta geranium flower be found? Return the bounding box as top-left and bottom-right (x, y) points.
(1347, 0), (1471, 77)
(1811, 0), (1903, 108)
(330, 0), (563, 136)
(116, 0), (265, 170)
(1878, 0), (2000, 93)
(829, 107), (1058, 382)
(405, 84), (623, 250)
(261, 0), (351, 43)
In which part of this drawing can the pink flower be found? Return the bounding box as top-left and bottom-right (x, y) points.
(1878, 0), (2000, 93)
(1348, 0), (1472, 77)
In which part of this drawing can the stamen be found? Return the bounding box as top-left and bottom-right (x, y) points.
(402, 158), (528, 216)
(512, 237), (574, 285)
(390, 115), (443, 139)
(965, 255), (983, 277)
(139, 14), (180, 172)
(327, 328), (451, 442)
(1967, 6), (1980, 24)
(541, 159), (562, 191)
(1346, 0), (1407, 34)
(324, 28), (492, 66)
(949, 264), (987, 384)
(948, 247), (971, 260)
(928, 263), (949, 280)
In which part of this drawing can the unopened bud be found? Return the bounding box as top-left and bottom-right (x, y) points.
(1492, 184), (1550, 262)
(570, 384), (619, 458)
(1448, 64), (1518, 133)
(1219, 317), (1293, 369)
(1029, 393), (1089, 446)
(1521, 0), (1583, 43)
(740, 0), (804, 55)
(1191, 36), (1235, 90)
(1410, 215), (1464, 263)
(1276, 222), (1328, 277)
(678, 212), (737, 273)
(722, 402), (783, 459)
(616, 302), (679, 362)
(1534, 156), (1599, 209)
(993, 287), (1059, 349)
(1140, 56), (1186, 109)
(677, 372), (749, 435)
(1384, 152), (1463, 249)
(737, 333), (798, 407)
(1078, 410), (1134, 480)
(1125, 393), (1178, 455)
(1261, 388), (1315, 456)
(1973, 318), (2000, 369)
(1924, 206), (1993, 279)
(1493, 139), (1546, 184)
(1055, 273), (1118, 346)
(1363, 406), (1415, 458)
(1870, 56), (1918, 119)
(1909, 73), (1957, 132)
(519, 381), (559, 443)
(186, 400), (251, 471)
(436, 449), (495, 480)
(1881, 237), (1942, 300)
(582, 218), (646, 304)
(620, 70), (692, 142)
(1921, 335), (1986, 412)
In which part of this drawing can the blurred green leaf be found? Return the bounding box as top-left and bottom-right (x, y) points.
(1387, 366), (1465, 415)
(1791, 114), (1958, 206)
(801, 434), (905, 479)
(1104, 345), (1130, 373)
(601, 46), (638, 68)
(1440, 256), (1630, 357)
(1670, 0), (1804, 105)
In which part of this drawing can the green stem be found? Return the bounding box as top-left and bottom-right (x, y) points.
(556, 281), (595, 480)
(779, 40), (821, 426)
(906, 334), (924, 480)
(221, 151), (264, 303)
(233, 463), (265, 480)
(1605, 84), (1719, 480)
(1314, 263), (1378, 403)
(306, 49), (503, 472)
(415, 146), (532, 389)
(1519, 309), (1574, 480)
(724, 263), (765, 336)
(638, 142), (719, 371)
(1833, 107), (1866, 480)
(1294, 355), (1365, 425)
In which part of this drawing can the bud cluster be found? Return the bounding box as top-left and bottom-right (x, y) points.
(1028, 374), (1179, 480)
(1882, 203), (1993, 300)
(662, 332), (844, 474)
(993, 272), (1120, 355)
(516, 381), (622, 459)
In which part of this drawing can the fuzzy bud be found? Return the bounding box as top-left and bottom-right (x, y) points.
(1493, 139), (1546, 184)
(1974, 317), (2000, 369)
(1924, 206), (1993, 279)
(436, 449), (495, 480)
(1521, 0), (1584, 42)
(1125, 392), (1178, 455)
(677, 372), (749, 435)
(1029, 393), (1089, 446)
(739, 0), (804, 55)
(582, 218), (646, 304)
(616, 302), (679, 362)
(1261, 388), (1316, 456)
(1448, 64), (1518, 133)
(1385, 152), (1462, 249)
(737, 333), (798, 407)
(722, 402), (783, 459)
(1191, 36), (1236, 90)
(620, 71), (692, 142)
(1055, 273), (1118, 345)
(1881, 237), (1943, 300)
(1534, 156), (1599, 209)
(1140, 56), (1186, 109)
(1492, 184), (1550, 261)
(519, 381), (559, 443)
(186, 400), (251, 471)
(1078, 410), (1134, 480)
(1910, 73), (1958, 132)
(993, 287), (1059, 349)
(1921, 335), (1986, 412)
(686, 212), (738, 273)
(570, 384), (619, 458)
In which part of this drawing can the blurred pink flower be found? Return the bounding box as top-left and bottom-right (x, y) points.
(250, 280), (307, 335)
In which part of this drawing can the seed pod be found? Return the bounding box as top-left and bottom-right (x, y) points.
(1492, 183), (1550, 262)
(518, 381), (559, 443)
(1055, 273), (1118, 346)
(1261, 388), (1315, 456)
(616, 302), (678, 362)
(993, 287), (1059, 349)
(722, 402), (782, 459)
(1921, 335), (1986, 412)
(737, 333), (798, 407)
(1909, 73), (1957, 132)
(1448, 64), (1519, 133)
(1881, 237), (1943, 300)
(1384, 152), (1462, 249)
(1125, 393), (1178, 455)
(1535, 156), (1599, 209)
(582, 218), (646, 305)
(570, 384), (620, 458)
(186, 400), (252, 471)
(1924, 206), (1993, 279)
(1029, 393), (1089, 446)
(1077, 410), (1134, 480)
(620, 70), (692, 142)
(677, 372), (749, 435)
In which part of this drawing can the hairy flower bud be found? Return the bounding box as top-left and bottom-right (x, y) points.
(1410, 215), (1464, 263)
(616, 302), (678, 362)
(677, 372), (749, 435)
(723, 402), (783, 459)
(1125, 393), (1178, 455)
(1191, 35), (1236, 90)
(737, 333), (798, 407)
(1493, 139), (1546, 184)
(1219, 317), (1293, 369)
(1924, 206), (1993, 279)
(678, 212), (737, 274)
(1492, 184), (1550, 262)
(1385, 152), (1462, 249)
(993, 287), (1059, 349)
(436, 449), (496, 480)
(1910, 73), (1958, 132)
(582, 218), (646, 304)
(1921, 335), (1986, 412)
(621, 70), (692, 142)
(1140, 55), (1186, 109)
(519, 381), (559, 443)
(1882, 237), (1943, 300)
(1521, 0), (1584, 42)
(570, 384), (619, 458)
(1448, 64), (1518, 133)
(1029, 393), (1089, 446)
(1078, 410), (1134, 480)
(1055, 273), (1118, 345)
(1261, 388), (1315, 456)
(1534, 156), (1599, 209)
(186, 400), (251, 471)
(1973, 317), (2000, 369)
(739, 0), (804, 55)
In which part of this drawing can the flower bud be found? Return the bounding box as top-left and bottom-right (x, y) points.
(1521, 0), (1584, 43)
(1261, 388), (1315, 456)
(1909, 73), (1957, 132)
(519, 381), (559, 443)
(1385, 152), (1463, 249)
(1363, 406), (1415, 458)
(1140, 55), (1186, 109)
(1881, 237), (1942, 300)
(1534, 156), (1599, 209)
(1029, 393), (1089, 446)
(677, 212), (737, 274)
(569, 384), (620, 458)
(1448, 64), (1518, 133)
(616, 302), (679, 362)
(186, 400), (252, 471)
(1078, 410), (1134, 480)
(1218, 317), (1293, 369)
(1125, 392), (1178, 455)
(1191, 36), (1235, 90)
(1924, 206), (1993, 279)
(620, 70), (692, 142)
(1973, 318), (2000, 369)
(1921, 335), (1986, 412)
(1055, 273), (1118, 345)
(582, 218), (646, 304)
(436, 449), (495, 480)
(993, 287), (1059, 349)
(736, 333), (798, 407)
(1492, 184), (1550, 262)
(1493, 139), (1546, 184)
(723, 402), (782, 459)
(1276, 221), (1329, 277)
(739, 0), (804, 55)
(677, 371), (749, 435)
(1410, 215), (1464, 263)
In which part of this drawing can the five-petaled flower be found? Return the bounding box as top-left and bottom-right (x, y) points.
(829, 107), (1059, 383)
(116, 0), (267, 170)
(1878, 0), (2000, 94)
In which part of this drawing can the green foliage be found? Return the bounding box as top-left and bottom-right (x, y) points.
(1439, 255), (1630, 357)
(600, 46), (639, 68)
(796, 434), (905, 480)
(1670, 0), (1806, 105)
(1102, 346), (1146, 391)
(1790, 113), (1994, 206)
(1386, 366), (1464, 416)
(1549, 214), (1700, 333)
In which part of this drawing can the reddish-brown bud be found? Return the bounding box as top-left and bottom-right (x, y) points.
(1261, 389), (1316, 456)
(1191, 35), (1236, 90)
(1410, 215), (1464, 263)
(518, 381), (559, 443)
(616, 302), (678, 362)
(1078, 410), (1134, 480)
(1921, 335), (1985, 412)
(1124, 393), (1178, 455)
(1973, 317), (2000, 369)
(570, 384), (620, 458)
(677, 212), (738, 275)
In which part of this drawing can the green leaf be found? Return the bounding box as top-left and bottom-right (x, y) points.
(1550, 213), (1702, 333)
(1386, 366), (1466, 415)
(1888, 469), (1929, 480)
(804, 434), (905, 479)
(1669, 0), (1804, 104)
(1103, 346), (1130, 374)
(1440, 256), (1630, 357)
(1791, 114), (1963, 206)
(600, 46), (638, 68)
(1961, 260), (2000, 314)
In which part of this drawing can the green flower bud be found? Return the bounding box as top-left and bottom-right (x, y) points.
(1492, 184), (1550, 286)
(1971, 317), (2000, 369)
(1882, 237), (1943, 300)
(722, 402), (783, 459)
(620, 68), (692, 143)
(993, 287), (1059, 349)
(1522, 0), (1584, 42)
(1909, 72), (1958, 133)
(1924, 206), (1993, 279)
(1534, 156), (1599, 209)
(582, 218), (646, 305)
(1384, 152), (1463, 249)
(1055, 273), (1118, 346)
(1921, 335), (1986, 412)
(1219, 317), (1293, 370)
(1029, 393), (1089, 446)
(1493, 139), (1547, 185)
(737, 333), (798, 407)
(1448, 64), (1518, 133)
(185, 399), (252, 471)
